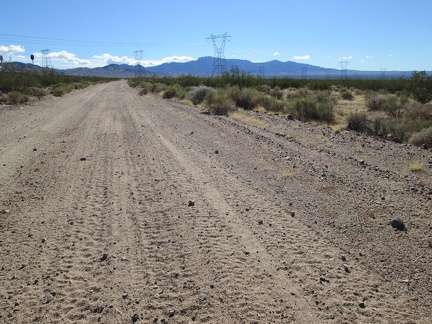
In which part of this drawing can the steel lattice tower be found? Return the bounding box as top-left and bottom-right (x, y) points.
(134, 50), (144, 77)
(339, 60), (350, 79)
(41, 49), (52, 69)
(206, 33), (231, 76)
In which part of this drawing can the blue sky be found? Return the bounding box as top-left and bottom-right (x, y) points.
(1, 0), (431, 71)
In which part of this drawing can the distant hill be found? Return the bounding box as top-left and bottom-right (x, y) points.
(2, 58), (425, 79)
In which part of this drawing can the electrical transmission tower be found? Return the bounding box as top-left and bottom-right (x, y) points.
(301, 67), (307, 79)
(206, 33), (231, 76)
(380, 67), (387, 80)
(339, 60), (350, 79)
(259, 66), (265, 78)
(134, 50), (145, 77)
(41, 49), (52, 69)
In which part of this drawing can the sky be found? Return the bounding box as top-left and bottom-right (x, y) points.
(1, 0), (431, 71)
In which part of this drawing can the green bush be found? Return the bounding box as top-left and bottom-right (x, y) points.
(204, 90), (235, 115)
(365, 93), (386, 111)
(270, 86), (283, 99)
(230, 87), (262, 110)
(347, 112), (369, 133)
(27, 87), (48, 99)
(7, 91), (26, 104)
(163, 84), (186, 99)
(409, 126), (432, 147)
(288, 93), (335, 123)
(340, 89), (354, 100)
(188, 85), (212, 105)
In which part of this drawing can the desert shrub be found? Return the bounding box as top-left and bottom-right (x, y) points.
(288, 96), (334, 123)
(258, 94), (274, 110)
(255, 84), (271, 94)
(204, 90), (235, 115)
(6, 91), (26, 104)
(340, 89), (354, 100)
(365, 93), (386, 111)
(386, 119), (410, 142)
(409, 71), (432, 104)
(409, 126), (432, 147)
(405, 103), (431, 120)
(270, 86), (283, 99)
(52, 84), (73, 97)
(188, 85), (212, 105)
(347, 112), (369, 133)
(383, 95), (402, 117)
(163, 84), (186, 100)
(230, 87), (262, 110)
(269, 100), (287, 113)
(151, 83), (167, 93)
(27, 87), (48, 99)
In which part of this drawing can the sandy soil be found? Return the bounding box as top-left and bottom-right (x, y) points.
(0, 80), (431, 323)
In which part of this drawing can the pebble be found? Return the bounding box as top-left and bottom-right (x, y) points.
(188, 200), (195, 207)
(199, 293), (207, 301)
(100, 253), (108, 261)
(80, 157), (87, 161)
(343, 264), (351, 273)
(359, 302), (366, 308)
(390, 218), (406, 231)
(122, 292), (128, 299)
(132, 313), (139, 322)
(168, 310), (175, 317)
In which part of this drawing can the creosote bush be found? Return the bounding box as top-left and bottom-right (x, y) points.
(347, 112), (369, 133)
(7, 91), (26, 105)
(163, 84), (186, 100)
(188, 85), (212, 105)
(408, 126), (432, 147)
(204, 90), (235, 115)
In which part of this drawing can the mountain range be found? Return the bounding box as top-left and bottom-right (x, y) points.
(3, 57), (421, 79)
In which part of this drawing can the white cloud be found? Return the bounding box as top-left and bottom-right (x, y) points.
(293, 55), (311, 60)
(0, 44), (25, 57)
(92, 53), (196, 67)
(338, 56), (352, 60)
(273, 52), (280, 56)
(48, 50), (91, 65)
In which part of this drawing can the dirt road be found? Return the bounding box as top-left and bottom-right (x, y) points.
(1, 80), (431, 323)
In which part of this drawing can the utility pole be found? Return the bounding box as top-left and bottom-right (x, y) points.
(41, 49), (52, 70)
(134, 50), (144, 77)
(206, 33), (231, 77)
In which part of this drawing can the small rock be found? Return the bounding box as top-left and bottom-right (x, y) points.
(214, 150), (219, 154)
(390, 218), (406, 231)
(122, 292), (128, 299)
(343, 264), (351, 273)
(199, 293), (207, 301)
(258, 220), (263, 225)
(33, 148), (37, 151)
(168, 310), (175, 318)
(132, 313), (139, 322)
(319, 276), (329, 283)
(341, 255), (346, 262)
(290, 211), (295, 217)
(100, 253), (108, 261)
(0, 209), (10, 214)
(188, 200), (195, 207)
(358, 159), (365, 165)
(80, 157), (87, 161)
(359, 302), (366, 309)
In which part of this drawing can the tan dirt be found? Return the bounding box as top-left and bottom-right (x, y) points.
(0, 80), (431, 323)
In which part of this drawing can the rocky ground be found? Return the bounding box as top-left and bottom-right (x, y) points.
(0, 80), (431, 323)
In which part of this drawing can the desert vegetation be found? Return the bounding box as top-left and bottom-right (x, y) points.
(0, 63), (114, 104)
(129, 68), (432, 148)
